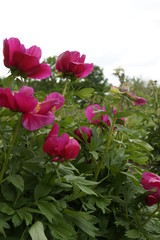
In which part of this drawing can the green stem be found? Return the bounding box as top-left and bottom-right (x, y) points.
(94, 118), (117, 181)
(0, 117), (21, 184)
(62, 79), (69, 97)
(141, 204), (160, 227)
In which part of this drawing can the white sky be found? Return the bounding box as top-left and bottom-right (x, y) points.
(1, 0), (160, 86)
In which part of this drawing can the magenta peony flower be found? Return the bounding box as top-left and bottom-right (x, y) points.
(55, 51), (93, 79)
(3, 37), (51, 79)
(0, 86), (64, 131)
(85, 104), (116, 127)
(43, 123), (80, 161)
(23, 92), (65, 131)
(127, 92), (146, 106)
(141, 171), (160, 206)
(141, 172), (160, 191)
(145, 193), (159, 206)
(74, 126), (92, 143)
(0, 86), (38, 113)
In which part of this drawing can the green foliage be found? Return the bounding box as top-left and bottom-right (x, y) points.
(1, 62), (160, 240)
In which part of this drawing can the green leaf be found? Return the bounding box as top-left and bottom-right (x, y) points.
(37, 200), (62, 223)
(0, 219), (10, 237)
(49, 218), (76, 240)
(77, 184), (97, 196)
(128, 139), (154, 152)
(12, 214), (22, 227)
(125, 229), (141, 239)
(2, 75), (14, 88)
(17, 210), (33, 226)
(34, 183), (52, 200)
(64, 209), (99, 238)
(29, 221), (48, 240)
(90, 151), (99, 160)
(7, 174), (24, 192)
(76, 88), (94, 99)
(0, 202), (15, 215)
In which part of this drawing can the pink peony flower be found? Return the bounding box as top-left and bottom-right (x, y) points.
(3, 37), (51, 79)
(145, 193), (159, 206)
(127, 92), (146, 106)
(0, 86), (64, 131)
(43, 123), (80, 161)
(141, 172), (160, 206)
(56, 51), (93, 79)
(85, 104), (116, 127)
(23, 92), (65, 131)
(0, 86), (38, 113)
(141, 172), (160, 191)
(74, 126), (92, 143)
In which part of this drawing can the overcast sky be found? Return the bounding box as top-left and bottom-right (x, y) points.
(1, 0), (160, 85)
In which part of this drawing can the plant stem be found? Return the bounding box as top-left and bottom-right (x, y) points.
(141, 204), (160, 227)
(0, 117), (21, 184)
(62, 79), (69, 97)
(94, 118), (117, 181)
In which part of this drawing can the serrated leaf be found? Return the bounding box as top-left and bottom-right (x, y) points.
(29, 221), (47, 240)
(7, 174), (24, 192)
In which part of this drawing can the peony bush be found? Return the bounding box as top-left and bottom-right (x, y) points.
(0, 37), (160, 240)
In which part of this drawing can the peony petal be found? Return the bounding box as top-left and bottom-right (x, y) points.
(14, 91), (38, 113)
(7, 38), (25, 66)
(19, 86), (34, 97)
(43, 135), (58, 155)
(56, 133), (70, 154)
(26, 46), (41, 59)
(74, 126), (92, 143)
(3, 39), (9, 67)
(56, 51), (80, 72)
(0, 87), (17, 111)
(38, 100), (58, 114)
(13, 52), (39, 72)
(145, 193), (159, 206)
(45, 92), (65, 111)
(47, 123), (59, 138)
(69, 62), (93, 78)
(23, 111), (55, 131)
(141, 172), (160, 190)
(61, 138), (80, 160)
(85, 104), (101, 123)
(27, 63), (51, 80)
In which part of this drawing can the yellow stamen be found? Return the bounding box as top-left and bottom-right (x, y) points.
(35, 103), (40, 113)
(53, 106), (56, 114)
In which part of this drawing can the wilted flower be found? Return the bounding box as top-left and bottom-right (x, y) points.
(43, 123), (80, 161)
(74, 126), (92, 143)
(0, 86), (64, 131)
(3, 37), (51, 79)
(55, 51), (93, 80)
